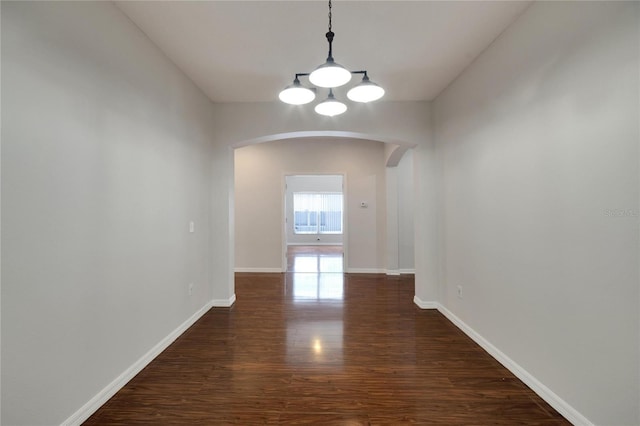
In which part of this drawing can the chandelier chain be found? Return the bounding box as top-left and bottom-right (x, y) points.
(328, 0), (332, 32)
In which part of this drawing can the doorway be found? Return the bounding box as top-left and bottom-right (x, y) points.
(284, 175), (344, 246)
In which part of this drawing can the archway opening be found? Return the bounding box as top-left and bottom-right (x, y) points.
(232, 131), (415, 284)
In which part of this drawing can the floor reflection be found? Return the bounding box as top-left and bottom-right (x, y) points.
(287, 246), (344, 301)
(286, 319), (344, 365)
(292, 255), (343, 273)
(285, 246), (345, 365)
(291, 272), (344, 301)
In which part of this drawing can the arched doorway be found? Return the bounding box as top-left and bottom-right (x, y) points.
(208, 101), (438, 308)
(232, 131), (414, 278)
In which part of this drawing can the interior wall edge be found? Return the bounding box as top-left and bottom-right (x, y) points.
(413, 297), (593, 425)
(412, 296), (438, 310)
(61, 301), (214, 426)
(434, 303), (594, 426)
(211, 294), (237, 308)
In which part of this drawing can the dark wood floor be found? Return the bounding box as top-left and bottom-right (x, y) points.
(85, 247), (568, 425)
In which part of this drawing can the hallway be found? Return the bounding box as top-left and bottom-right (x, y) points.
(85, 249), (568, 424)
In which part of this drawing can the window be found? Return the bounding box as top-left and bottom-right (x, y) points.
(293, 192), (343, 234)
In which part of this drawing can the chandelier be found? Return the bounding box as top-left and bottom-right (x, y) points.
(278, 0), (385, 117)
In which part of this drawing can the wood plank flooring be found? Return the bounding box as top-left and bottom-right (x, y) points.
(85, 248), (568, 425)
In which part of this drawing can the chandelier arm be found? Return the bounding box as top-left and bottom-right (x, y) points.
(292, 71), (372, 82)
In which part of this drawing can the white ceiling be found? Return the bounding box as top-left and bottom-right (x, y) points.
(116, 1), (532, 103)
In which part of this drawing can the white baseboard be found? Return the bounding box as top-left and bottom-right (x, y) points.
(64, 291), (590, 426)
(62, 301), (214, 426)
(346, 268), (386, 274)
(286, 243), (343, 246)
(419, 301), (593, 426)
(399, 268), (416, 275)
(212, 293), (236, 307)
(413, 295), (438, 309)
(386, 270), (401, 276)
(235, 267), (283, 273)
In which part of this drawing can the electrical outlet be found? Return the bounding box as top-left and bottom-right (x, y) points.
(188, 283), (194, 296)
(189, 221), (195, 233)
(457, 285), (463, 299)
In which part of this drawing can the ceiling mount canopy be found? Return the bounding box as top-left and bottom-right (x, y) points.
(279, 0), (384, 117)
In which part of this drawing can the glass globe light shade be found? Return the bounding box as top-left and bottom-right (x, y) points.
(347, 76), (385, 103)
(279, 81), (316, 105)
(309, 59), (352, 88)
(315, 93), (347, 117)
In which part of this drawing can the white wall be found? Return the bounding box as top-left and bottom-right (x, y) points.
(1, 2), (219, 425)
(211, 101), (430, 149)
(235, 138), (387, 272)
(432, 2), (639, 425)
(397, 150), (415, 272)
